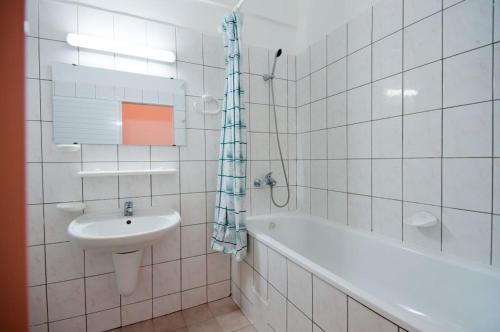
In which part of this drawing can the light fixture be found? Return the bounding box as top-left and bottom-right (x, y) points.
(66, 33), (176, 63)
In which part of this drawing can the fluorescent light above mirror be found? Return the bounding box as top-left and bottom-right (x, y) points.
(66, 33), (176, 63)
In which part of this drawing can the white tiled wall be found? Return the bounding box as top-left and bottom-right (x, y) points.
(24, 0), (295, 331)
(295, 0), (500, 267)
(231, 236), (409, 332)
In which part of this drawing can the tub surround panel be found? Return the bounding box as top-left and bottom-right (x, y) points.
(25, 0), (295, 331)
(295, 0), (499, 267)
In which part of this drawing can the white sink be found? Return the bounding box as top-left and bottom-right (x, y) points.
(68, 209), (180, 252)
(67, 208), (180, 295)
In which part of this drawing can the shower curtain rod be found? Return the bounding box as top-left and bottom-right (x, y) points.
(194, 0), (295, 28)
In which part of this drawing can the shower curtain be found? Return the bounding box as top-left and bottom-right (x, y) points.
(210, 11), (247, 261)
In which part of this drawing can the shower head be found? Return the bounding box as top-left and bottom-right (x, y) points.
(264, 48), (282, 81)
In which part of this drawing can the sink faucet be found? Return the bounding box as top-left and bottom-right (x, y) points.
(124, 201), (133, 217)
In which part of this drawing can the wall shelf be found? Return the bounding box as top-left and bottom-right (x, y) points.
(78, 169), (177, 178)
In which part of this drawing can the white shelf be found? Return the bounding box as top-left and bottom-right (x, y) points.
(78, 169), (177, 178)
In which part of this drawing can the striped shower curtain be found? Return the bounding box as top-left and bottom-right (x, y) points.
(210, 11), (247, 261)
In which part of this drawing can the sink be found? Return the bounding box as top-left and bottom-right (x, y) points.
(68, 209), (180, 252)
(67, 208), (180, 295)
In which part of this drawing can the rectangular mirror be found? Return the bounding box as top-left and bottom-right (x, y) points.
(51, 63), (186, 146)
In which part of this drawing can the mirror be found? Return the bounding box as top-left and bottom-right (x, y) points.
(51, 63), (186, 146)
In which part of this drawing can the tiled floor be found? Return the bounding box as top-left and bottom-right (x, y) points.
(110, 297), (256, 332)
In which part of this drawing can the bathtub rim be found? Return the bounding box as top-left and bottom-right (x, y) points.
(245, 212), (500, 332)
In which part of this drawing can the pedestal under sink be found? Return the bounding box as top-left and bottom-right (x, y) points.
(67, 208), (180, 295)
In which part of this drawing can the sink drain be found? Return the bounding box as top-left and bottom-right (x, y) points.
(126, 220), (132, 224)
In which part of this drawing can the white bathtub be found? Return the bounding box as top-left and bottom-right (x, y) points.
(241, 212), (500, 332)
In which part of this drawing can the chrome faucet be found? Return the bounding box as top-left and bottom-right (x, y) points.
(124, 201), (133, 217)
(264, 172), (277, 187)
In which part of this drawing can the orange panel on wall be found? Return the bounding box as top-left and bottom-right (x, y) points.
(122, 102), (174, 145)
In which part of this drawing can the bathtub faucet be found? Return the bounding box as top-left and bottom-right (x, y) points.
(264, 172), (277, 187)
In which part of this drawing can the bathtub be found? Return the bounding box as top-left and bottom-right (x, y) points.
(236, 212), (500, 332)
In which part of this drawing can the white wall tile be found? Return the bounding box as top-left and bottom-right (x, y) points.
(373, 0), (403, 41)
(25, 0), (39, 37)
(311, 68), (327, 102)
(348, 159), (371, 195)
(404, 0), (442, 26)
(46, 242), (84, 283)
(27, 163), (43, 204)
(348, 9), (372, 53)
(268, 285), (287, 332)
(403, 109), (442, 158)
(39, 39), (78, 80)
(296, 48), (310, 80)
(249, 46), (269, 76)
(495, 159), (500, 214)
(373, 197), (403, 240)
(39, 0), (77, 41)
(85, 273), (120, 313)
(287, 260), (312, 318)
(25, 37), (39, 78)
(27, 204), (44, 246)
(442, 208), (491, 264)
(177, 62), (203, 96)
(26, 121), (41, 163)
(311, 189), (328, 219)
(443, 45), (492, 108)
(181, 255), (206, 290)
(121, 300), (152, 325)
(328, 191), (348, 225)
(297, 75), (310, 106)
(372, 74), (402, 120)
(328, 160), (347, 192)
(347, 84), (371, 124)
(403, 159), (441, 205)
(310, 130), (327, 159)
(203, 34), (225, 68)
(28, 245), (45, 286)
(404, 13), (442, 70)
(373, 31), (403, 80)
(254, 240), (268, 279)
(29, 285), (47, 325)
(268, 249), (287, 296)
(86, 308), (120, 332)
(310, 37), (327, 72)
(348, 298), (398, 332)
(327, 25), (347, 64)
(347, 122), (371, 158)
(495, 44), (500, 100)
(443, 102), (492, 157)
(152, 260), (181, 297)
(348, 194), (371, 231)
(287, 302), (313, 332)
(26, 79), (41, 120)
(153, 225), (181, 263)
(311, 161), (327, 190)
(328, 127), (347, 159)
(180, 161), (206, 193)
(204, 66), (225, 100)
(313, 276), (347, 332)
(443, 158), (492, 212)
(493, 215), (500, 267)
(327, 58), (347, 96)
(250, 74), (270, 104)
(373, 159), (402, 200)
(181, 286), (207, 309)
(176, 28), (202, 64)
(327, 93), (347, 127)
(443, 0), (493, 57)
(49, 316), (85, 332)
(180, 193), (206, 225)
(207, 253), (230, 284)
(372, 117), (403, 158)
(347, 47), (371, 89)
(43, 163), (82, 203)
(78, 7), (113, 39)
(181, 224), (206, 258)
(47, 279), (85, 321)
(403, 61), (442, 114)
(404, 205), (442, 253)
